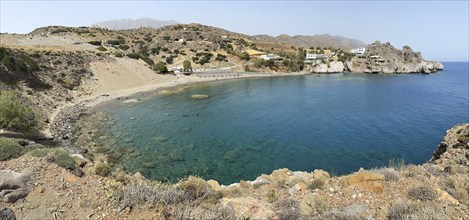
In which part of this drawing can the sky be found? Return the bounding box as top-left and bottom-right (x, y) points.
(1, 1), (468, 61)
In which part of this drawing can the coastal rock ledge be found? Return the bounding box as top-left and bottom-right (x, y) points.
(345, 41), (444, 74)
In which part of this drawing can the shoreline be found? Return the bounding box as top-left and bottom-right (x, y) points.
(46, 71), (310, 146)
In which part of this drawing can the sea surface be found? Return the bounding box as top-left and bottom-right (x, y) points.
(89, 62), (468, 185)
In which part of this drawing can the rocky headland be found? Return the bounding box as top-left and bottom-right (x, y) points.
(345, 41), (444, 74)
(308, 41), (444, 74)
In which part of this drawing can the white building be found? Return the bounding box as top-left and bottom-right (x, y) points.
(261, 54), (282, 61)
(305, 53), (327, 64)
(350, 47), (366, 55)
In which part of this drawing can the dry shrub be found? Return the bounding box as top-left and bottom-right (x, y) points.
(388, 201), (449, 220)
(276, 199), (300, 220)
(177, 176), (213, 200)
(377, 168), (400, 181)
(407, 186), (436, 201)
(166, 203), (235, 220)
(309, 179), (325, 190)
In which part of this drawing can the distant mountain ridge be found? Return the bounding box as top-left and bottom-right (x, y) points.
(254, 34), (367, 49)
(92, 17), (178, 30)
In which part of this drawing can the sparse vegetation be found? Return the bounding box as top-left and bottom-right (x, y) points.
(97, 46), (107, 51)
(192, 52), (213, 65)
(0, 137), (23, 161)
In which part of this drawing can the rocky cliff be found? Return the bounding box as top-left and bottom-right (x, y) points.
(345, 41), (444, 74)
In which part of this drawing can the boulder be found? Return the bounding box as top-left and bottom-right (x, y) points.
(311, 61), (344, 73)
(0, 208), (16, 220)
(221, 197), (275, 219)
(207, 179), (222, 191)
(0, 169), (35, 203)
(346, 171), (385, 192)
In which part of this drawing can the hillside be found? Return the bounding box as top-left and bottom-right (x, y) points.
(92, 17), (178, 30)
(253, 34), (366, 49)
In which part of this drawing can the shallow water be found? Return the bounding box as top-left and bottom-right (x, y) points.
(89, 62), (468, 185)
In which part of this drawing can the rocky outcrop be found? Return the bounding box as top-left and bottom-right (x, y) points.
(345, 41), (444, 74)
(310, 61), (344, 73)
(429, 123), (469, 167)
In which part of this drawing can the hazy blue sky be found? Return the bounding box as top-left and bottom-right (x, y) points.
(1, 1), (468, 61)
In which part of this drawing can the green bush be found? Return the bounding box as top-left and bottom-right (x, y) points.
(153, 62), (168, 73)
(141, 56), (154, 66)
(114, 52), (123, 58)
(1, 55), (16, 71)
(106, 39), (124, 45)
(46, 149), (76, 170)
(165, 56), (173, 64)
(19, 54), (40, 71)
(183, 60), (192, 71)
(215, 54), (227, 62)
(119, 44), (130, 50)
(29, 148), (51, 157)
(97, 46), (107, 51)
(0, 91), (40, 133)
(88, 40), (102, 46)
(126, 53), (140, 59)
(0, 138), (23, 161)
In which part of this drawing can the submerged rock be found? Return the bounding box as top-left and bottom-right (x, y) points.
(191, 94), (209, 99)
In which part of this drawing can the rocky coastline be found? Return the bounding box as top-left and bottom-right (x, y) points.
(309, 41), (444, 74)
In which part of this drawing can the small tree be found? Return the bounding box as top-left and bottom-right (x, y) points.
(0, 91), (39, 133)
(183, 60), (192, 72)
(153, 62), (168, 74)
(165, 56), (173, 64)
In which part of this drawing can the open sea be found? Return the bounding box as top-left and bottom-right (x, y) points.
(88, 62), (468, 185)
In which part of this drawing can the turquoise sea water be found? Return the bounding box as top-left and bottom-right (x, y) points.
(91, 62), (468, 185)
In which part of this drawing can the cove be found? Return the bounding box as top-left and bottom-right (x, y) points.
(87, 62), (468, 185)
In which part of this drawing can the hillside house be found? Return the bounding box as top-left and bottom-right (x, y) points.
(305, 53), (327, 64)
(261, 54), (283, 61)
(350, 47), (366, 55)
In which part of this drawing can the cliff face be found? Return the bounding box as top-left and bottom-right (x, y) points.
(345, 41), (444, 74)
